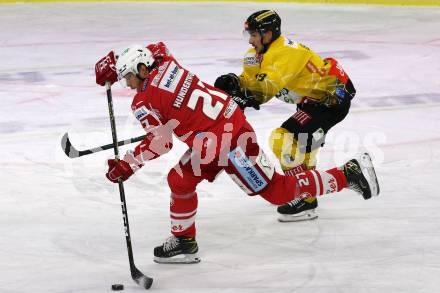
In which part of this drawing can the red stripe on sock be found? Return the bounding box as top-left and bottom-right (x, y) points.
(314, 170), (324, 195)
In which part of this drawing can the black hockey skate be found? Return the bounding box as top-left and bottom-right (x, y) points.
(343, 152), (380, 199)
(277, 197), (318, 222)
(153, 235), (200, 264)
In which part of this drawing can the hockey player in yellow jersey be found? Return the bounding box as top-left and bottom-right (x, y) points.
(215, 10), (356, 222)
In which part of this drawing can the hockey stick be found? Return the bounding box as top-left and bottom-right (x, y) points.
(105, 82), (153, 289)
(60, 132), (146, 158)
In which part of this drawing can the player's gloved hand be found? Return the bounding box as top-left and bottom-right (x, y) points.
(106, 151), (143, 183)
(146, 42), (170, 62)
(106, 159), (133, 183)
(95, 51), (118, 86)
(215, 73), (260, 111)
(214, 73), (242, 95)
(231, 95), (260, 111)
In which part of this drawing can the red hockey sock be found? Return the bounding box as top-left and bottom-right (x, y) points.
(259, 167), (348, 205)
(170, 192), (198, 237)
(296, 167), (348, 198)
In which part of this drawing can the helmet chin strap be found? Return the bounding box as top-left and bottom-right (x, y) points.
(259, 32), (271, 54)
(259, 32), (280, 54)
(261, 43), (270, 54)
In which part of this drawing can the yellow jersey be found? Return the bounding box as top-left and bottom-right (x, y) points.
(239, 35), (350, 106)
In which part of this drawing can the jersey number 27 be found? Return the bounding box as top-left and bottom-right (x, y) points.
(187, 81), (228, 120)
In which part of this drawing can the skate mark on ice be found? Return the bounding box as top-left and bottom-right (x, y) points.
(0, 71), (45, 83)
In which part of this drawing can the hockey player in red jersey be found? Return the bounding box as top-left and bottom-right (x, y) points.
(95, 42), (379, 264)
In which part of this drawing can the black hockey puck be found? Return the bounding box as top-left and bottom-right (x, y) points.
(111, 284), (124, 291)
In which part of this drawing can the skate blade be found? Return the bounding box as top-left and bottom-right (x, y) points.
(359, 153), (380, 197)
(278, 209), (318, 222)
(154, 253), (201, 264)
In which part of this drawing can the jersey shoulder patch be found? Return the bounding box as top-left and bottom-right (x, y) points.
(243, 50), (260, 66)
(158, 61), (184, 93)
(133, 105), (149, 122)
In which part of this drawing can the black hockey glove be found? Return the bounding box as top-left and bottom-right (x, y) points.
(214, 73), (241, 95)
(230, 95), (260, 111)
(214, 73), (260, 111)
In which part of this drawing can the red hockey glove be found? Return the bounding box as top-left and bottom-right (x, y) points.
(106, 151), (143, 183)
(106, 159), (133, 183)
(95, 51), (118, 86)
(146, 42), (170, 62)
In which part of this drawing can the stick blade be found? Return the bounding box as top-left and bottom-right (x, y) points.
(60, 133), (80, 158)
(132, 267), (153, 289)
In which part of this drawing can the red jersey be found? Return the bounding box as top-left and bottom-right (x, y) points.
(130, 47), (246, 161)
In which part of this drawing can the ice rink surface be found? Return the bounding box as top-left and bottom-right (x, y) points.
(1, 2), (440, 292)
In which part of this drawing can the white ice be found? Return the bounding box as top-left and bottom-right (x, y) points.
(1, 2), (440, 293)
